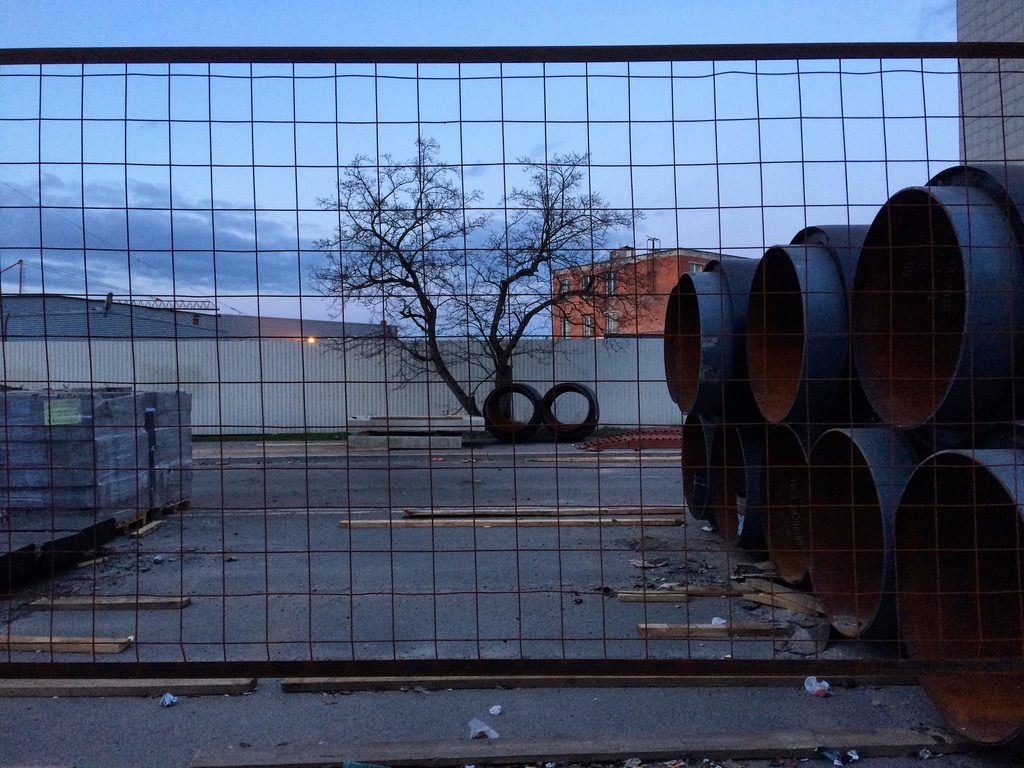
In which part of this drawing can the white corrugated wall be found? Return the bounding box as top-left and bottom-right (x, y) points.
(0, 337), (679, 434)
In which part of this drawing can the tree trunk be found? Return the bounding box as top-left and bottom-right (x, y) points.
(425, 338), (481, 417)
(494, 360), (514, 392)
(491, 358), (516, 420)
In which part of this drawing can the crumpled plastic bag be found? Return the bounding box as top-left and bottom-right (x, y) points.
(804, 675), (831, 697)
(468, 717), (499, 739)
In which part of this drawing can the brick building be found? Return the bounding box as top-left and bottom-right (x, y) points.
(551, 246), (722, 338)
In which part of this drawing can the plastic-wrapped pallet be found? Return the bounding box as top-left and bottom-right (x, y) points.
(0, 388), (193, 518)
(144, 390), (194, 508)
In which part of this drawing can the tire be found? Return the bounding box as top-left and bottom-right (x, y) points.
(483, 383), (543, 443)
(540, 382), (599, 443)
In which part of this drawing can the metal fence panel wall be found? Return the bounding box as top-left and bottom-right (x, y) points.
(0, 338), (676, 430)
(4, 43), (1024, 746)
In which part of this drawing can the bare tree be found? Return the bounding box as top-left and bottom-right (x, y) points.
(313, 139), (639, 417)
(471, 151), (639, 394)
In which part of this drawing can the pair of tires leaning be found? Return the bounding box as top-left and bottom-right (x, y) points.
(483, 382), (599, 443)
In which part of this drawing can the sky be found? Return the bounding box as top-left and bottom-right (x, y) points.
(0, 1), (957, 49)
(0, 1), (961, 325)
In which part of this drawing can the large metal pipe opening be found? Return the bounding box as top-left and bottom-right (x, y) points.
(746, 247), (806, 423)
(747, 226), (869, 424)
(682, 410), (716, 522)
(761, 424), (815, 585)
(895, 449), (1024, 744)
(483, 383), (543, 443)
(663, 274), (704, 412)
(663, 258), (759, 420)
(746, 245), (843, 423)
(540, 382), (599, 443)
(852, 185), (1023, 432)
(808, 428), (917, 638)
(709, 424), (766, 550)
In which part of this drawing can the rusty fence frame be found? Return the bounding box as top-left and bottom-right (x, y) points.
(2, 42), (1024, 744)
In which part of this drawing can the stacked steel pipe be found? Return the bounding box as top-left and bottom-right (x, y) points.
(665, 163), (1024, 744)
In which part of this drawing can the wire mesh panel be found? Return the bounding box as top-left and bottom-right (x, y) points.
(1, 42), (1024, 743)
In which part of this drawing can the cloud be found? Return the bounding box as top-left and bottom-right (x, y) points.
(0, 170), (332, 306)
(917, 0), (957, 41)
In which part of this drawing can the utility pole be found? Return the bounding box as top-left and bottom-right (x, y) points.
(0, 260), (24, 293)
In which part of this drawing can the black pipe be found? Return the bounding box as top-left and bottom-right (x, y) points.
(682, 410), (716, 523)
(760, 423), (818, 585)
(746, 225), (869, 424)
(895, 447), (1024, 744)
(663, 257), (760, 420)
(709, 423), (767, 551)
(807, 427), (917, 639)
(851, 185), (1024, 440)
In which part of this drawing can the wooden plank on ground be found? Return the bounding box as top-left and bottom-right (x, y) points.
(189, 728), (969, 767)
(341, 517), (684, 529)
(617, 584), (744, 602)
(639, 622), (787, 639)
(115, 511), (147, 530)
(404, 506), (685, 518)
(130, 519), (166, 538)
(528, 454), (681, 463)
(616, 590), (691, 602)
(741, 578), (823, 616)
(0, 678), (256, 698)
(0, 635), (133, 653)
(29, 595), (191, 611)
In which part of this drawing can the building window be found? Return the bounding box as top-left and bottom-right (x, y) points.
(689, 262), (704, 273)
(582, 275), (594, 294)
(582, 314), (595, 337)
(606, 270), (617, 295)
(605, 311), (618, 336)
(557, 277), (570, 295)
(560, 316), (572, 338)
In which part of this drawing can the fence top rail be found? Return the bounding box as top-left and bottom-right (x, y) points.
(1, 41), (1023, 66)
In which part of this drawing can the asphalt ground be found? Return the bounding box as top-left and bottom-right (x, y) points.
(3, 441), (860, 664)
(1, 441), (1022, 766)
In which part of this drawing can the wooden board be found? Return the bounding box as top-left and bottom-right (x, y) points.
(29, 595), (191, 611)
(617, 584), (744, 602)
(189, 727), (969, 767)
(0, 678), (256, 698)
(115, 511), (148, 530)
(404, 506), (685, 518)
(130, 519), (166, 538)
(342, 517), (684, 529)
(740, 578), (823, 616)
(616, 590), (691, 602)
(619, 581), (822, 616)
(638, 622), (787, 639)
(527, 454), (681, 463)
(0, 635), (133, 653)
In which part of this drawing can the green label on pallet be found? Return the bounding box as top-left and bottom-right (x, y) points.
(44, 398), (81, 426)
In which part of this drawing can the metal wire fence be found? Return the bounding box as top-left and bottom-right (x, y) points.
(2, 41), (1024, 744)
